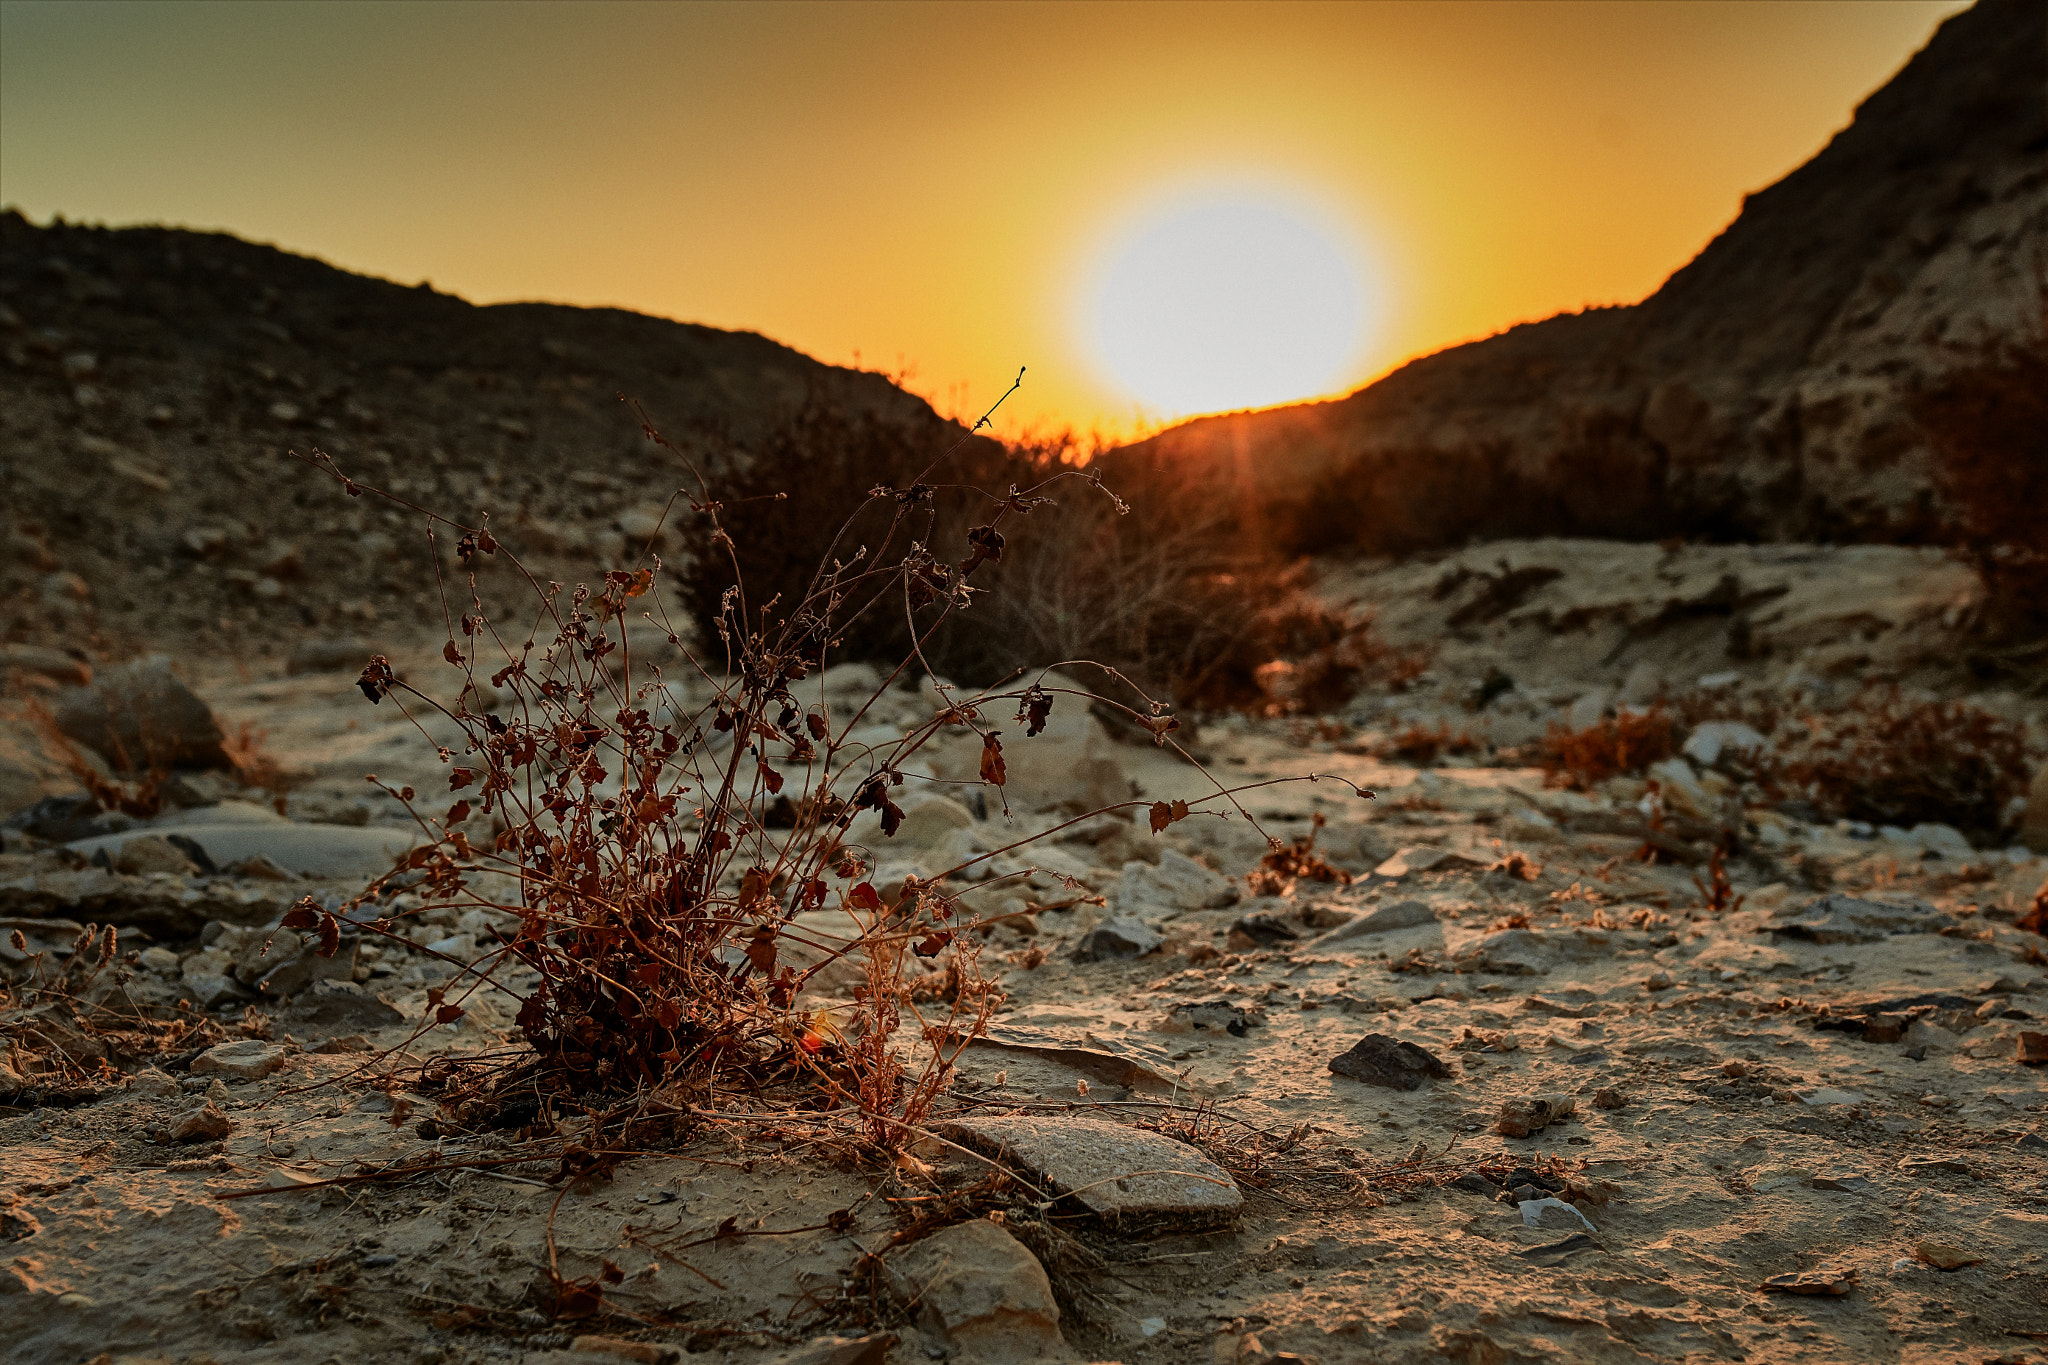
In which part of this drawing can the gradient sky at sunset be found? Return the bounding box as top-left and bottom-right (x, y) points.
(0, 0), (1968, 439)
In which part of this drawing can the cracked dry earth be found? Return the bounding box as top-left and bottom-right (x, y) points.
(4, 653), (2048, 1365)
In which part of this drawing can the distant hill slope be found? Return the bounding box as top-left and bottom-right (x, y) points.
(1106, 0), (2046, 549)
(0, 214), (957, 655)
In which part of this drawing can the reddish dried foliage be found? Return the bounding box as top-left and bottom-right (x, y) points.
(1538, 706), (1679, 791)
(1753, 688), (2030, 843)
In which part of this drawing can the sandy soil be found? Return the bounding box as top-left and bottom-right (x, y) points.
(4, 547), (2047, 1365)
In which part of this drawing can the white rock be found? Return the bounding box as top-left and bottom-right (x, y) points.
(1519, 1197), (1595, 1231)
(1110, 849), (1236, 914)
(817, 662), (885, 697)
(884, 1219), (1066, 1363)
(1645, 757), (1718, 823)
(1682, 721), (1767, 769)
(1566, 689), (1611, 731)
(1619, 662), (1663, 706)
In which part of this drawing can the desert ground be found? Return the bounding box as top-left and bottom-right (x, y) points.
(4, 534), (2044, 1365)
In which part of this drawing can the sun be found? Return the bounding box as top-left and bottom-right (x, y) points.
(1081, 189), (1378, 419)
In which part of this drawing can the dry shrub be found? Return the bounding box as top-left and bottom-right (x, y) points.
(1245, 812), (1352, 897)
(1379, 722), (1479, 766)
(288, 395), (1353, 1151)
(1538, 705), (1679, 790)
(686, 401), (1416, 714)
(18, 695), (168, 818)
(1752, 687), (2030, 842)
(1914, 346), (2048, 642)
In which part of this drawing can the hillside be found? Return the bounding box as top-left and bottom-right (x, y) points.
(1107, 0), (2046, 549)
(0, 213), (958, 657)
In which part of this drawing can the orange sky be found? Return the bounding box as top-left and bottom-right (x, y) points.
(0, 0), (1968, 441)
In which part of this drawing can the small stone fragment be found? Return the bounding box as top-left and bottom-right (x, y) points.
(2017, 1031), (2048, 1066)
(1071, 916), (1162, 962)
(1591, 1087), (1627, 1110)
(1316, 898), (1437, 941)
(1513, 1232), (1597, 1262)
(1226, 912), (1298, 950)
(1810, 1174), (1870, 1192)
(1519, 1196), (1595, 1231)
(568, 1337), (683, 1365)
(1162, 1000), (1261, 1037)
(2015, 1133), (2048, 1152)
(1899, 1155), (1971, 1179)
(1496, 1094), (1576, 1138)
(1760, 1268), (1857, 1296)
(1914, 1241), (1983, 1270)
(169, 1101), (233, 1142)
(1327, 1034), (1452, 1090)
(190, 1039), (287, 1080)
(769, 1336), (896, 1365)
(1861, 1013), (1907, 1044)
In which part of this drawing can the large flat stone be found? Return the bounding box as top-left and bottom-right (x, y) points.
(935, 1114), (1240, 1232)
(67, 821), (420, 881)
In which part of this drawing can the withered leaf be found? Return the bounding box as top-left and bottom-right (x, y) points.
(356, 655), (395, 704)
(744, 926), (778, 976)
(316, 912), (341, 959)
(848, 881), (883, 912)
(280, 898), (320, 930)
(879, 796), (904, 838)
(446, 800), (472, 825)
(449, 767), (476, 791)
(600, 1259), (626, 1286)
(435, 1003), (465, 1024)
(1018, 685), (1052, 737)
(757, 760), (784, 795)
(739, 866), (772, 905)
(798, 877), (827, 909)
(806, 711), (829, 741)
(979, 732), (1006, 787)
(914, 930), (952, 958)
(1148, 802), (1171, 835)
(442, 640), (462, 666)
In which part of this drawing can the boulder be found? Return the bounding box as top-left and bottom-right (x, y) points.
(54, 655), (229, 771)
(933, 671), (1127, 814)
(884, 1220), (1066, 1363)
(0, 644), (91, 688)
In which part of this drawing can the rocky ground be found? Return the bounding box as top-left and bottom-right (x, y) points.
(3, 538), (2047, 1365)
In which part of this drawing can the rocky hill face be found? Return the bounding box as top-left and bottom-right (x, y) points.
(1108, 0), (2047, 549)
(0, 213), (955, 657)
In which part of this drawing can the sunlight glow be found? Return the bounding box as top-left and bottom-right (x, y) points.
(1082, 191), (1379, 419)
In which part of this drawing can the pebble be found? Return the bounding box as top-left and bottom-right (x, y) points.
(1810, 1174), (1870, 1192)
(2017, 1031), (2048, 1066)
(1898, 1155), (1971, 1179)
(169, 1101), (233, 1142)
(1760, 1267), (1858, 1296)
(1071, 916), (1162, 962)
(1316, 898), (1436, 941)
(1496, 1094), (1576, 1138)
(1163, 1000), (1261, 1036)
(1915, 1240), (1984, 1270)
(1591, 1087), (1627, 1110)
(1327, 1033), (1451, 1090)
